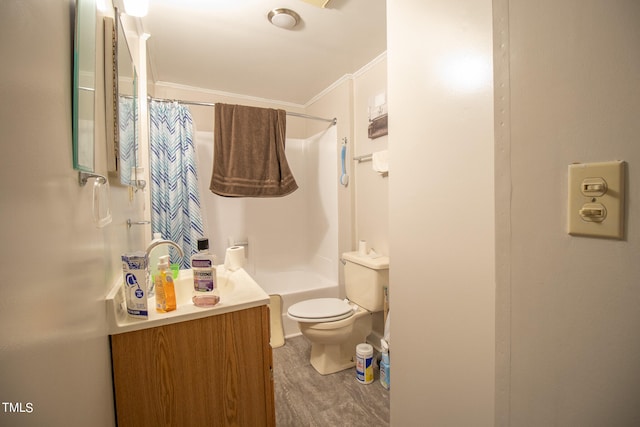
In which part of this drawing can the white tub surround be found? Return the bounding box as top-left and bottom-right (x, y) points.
(106, 266), (270, 334)
(194, 127), (339, 284)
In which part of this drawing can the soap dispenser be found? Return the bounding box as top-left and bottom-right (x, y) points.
(155, 255), (176, 312)
(149, 232), (168, 292)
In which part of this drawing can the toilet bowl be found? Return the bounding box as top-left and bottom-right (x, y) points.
(287, 298), (373, 375)
(287, 252), (389, 375)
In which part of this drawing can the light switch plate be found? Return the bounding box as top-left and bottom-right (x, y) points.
(567, 161), (625, 239)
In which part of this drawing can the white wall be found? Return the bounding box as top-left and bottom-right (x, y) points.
(496, 1), (640, 425)
(387, 0), (496, 425)
(306, 59), (389, 295)
(353, 57), (389, 256)
(0, 1), (145, 425)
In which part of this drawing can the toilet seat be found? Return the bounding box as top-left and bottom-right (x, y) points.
(287, 298), (355, 323)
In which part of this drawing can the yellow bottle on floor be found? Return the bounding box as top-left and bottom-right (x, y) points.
(155, 255), (176, 312)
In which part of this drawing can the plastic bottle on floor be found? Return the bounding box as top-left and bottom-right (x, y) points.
(356, 343), (374, 384)
(379, 339), (390, 390)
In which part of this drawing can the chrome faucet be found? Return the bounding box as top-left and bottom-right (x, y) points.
(146, 239), (185, 260)
(145, 239), (184, 296)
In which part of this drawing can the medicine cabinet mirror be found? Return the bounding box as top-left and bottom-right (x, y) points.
(105, 11), (139, 186)
(72, 0), (97, 172)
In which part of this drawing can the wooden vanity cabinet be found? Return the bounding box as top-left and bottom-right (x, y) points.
(110, 305), (275, 427)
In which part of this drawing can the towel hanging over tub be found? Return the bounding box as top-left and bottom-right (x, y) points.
(210, 103), (298, 197)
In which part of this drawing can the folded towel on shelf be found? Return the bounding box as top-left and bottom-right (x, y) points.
(368, 114), (388, 139)
(210, 103), (298, 197)
(372, 150), (389, 174)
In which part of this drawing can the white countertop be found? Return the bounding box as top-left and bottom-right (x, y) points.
(106, 266), (270, 335)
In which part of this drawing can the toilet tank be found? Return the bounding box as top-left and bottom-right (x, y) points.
(342, 251), (389, 312)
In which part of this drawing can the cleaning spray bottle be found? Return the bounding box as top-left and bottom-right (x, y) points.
(155, 255), (176, 312)
(380, 338), (390, 390)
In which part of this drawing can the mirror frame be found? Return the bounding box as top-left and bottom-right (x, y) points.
(72, 0), (97, 172)
(105, 10), (138, 186)
(104, 15), (118, 173)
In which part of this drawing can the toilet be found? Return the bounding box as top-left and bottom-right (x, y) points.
(287, 251), (389, 375)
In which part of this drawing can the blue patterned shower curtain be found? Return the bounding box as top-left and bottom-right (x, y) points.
(149, 101), (205, 268)
(119, 96), (137, 186)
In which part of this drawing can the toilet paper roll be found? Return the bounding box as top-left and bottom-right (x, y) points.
(358, 240), (368, 256)
(224, 246), (245, 271)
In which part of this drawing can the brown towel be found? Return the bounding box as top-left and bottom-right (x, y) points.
(210, 103), (298, 197)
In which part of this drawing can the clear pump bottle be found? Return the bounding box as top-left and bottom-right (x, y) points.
(148, 232), (167, 295)
(191, 238), (219, 307)
(155, 255), (176, 312)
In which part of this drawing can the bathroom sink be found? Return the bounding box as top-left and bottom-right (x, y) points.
(106, 266), (270, 334)
(172, 269), (217, 306)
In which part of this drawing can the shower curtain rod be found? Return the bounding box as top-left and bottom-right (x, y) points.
(148, 96), (337, 126)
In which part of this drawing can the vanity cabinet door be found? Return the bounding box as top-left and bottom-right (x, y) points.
(110, 305), (275, 427)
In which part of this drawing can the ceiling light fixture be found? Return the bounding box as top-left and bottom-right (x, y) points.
(123, 0), (149, 17)
(268, 8), (301, 30)
(299, 0), (331, 7)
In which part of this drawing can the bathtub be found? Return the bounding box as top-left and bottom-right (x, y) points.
(250, 269), (339, 338)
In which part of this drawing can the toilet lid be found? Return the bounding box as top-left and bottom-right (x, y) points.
(287, 298), (354, 322)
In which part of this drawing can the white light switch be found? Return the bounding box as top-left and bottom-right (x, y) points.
(567, 161), (625, 239)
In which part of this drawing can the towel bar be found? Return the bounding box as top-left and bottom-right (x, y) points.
(127, 219), (151, 228)
(353, 153), (373, 163)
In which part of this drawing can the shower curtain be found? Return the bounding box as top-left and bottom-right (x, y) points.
(149, 101), (204, 268)
(119, 96), (137, 186)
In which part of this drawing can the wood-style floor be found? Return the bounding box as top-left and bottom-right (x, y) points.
(272, 335), (390, 426)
